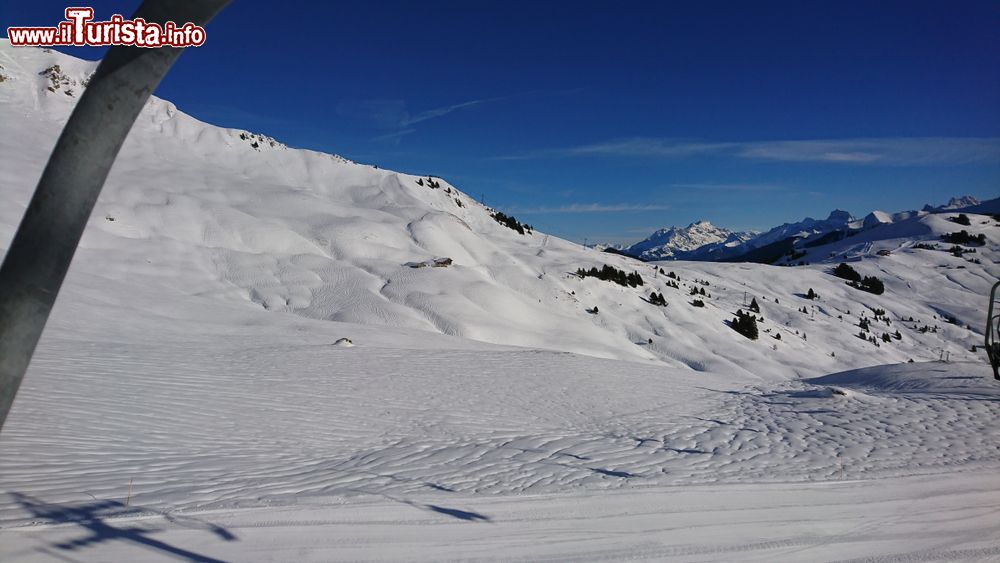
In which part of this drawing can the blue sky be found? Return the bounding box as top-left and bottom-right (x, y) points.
(4, 0), (999, 244)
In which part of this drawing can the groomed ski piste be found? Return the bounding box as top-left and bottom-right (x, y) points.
(1, 42), (999, 562)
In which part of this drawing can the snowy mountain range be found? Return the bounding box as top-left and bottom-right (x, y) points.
(1, 42), (999, 560)
(628, 197), (997, 264)
(924, 195), (982, 211)
(0, 41), (995, 376)
(624, 220), (756, 260)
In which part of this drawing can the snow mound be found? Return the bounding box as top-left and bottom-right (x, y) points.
(807, 361), (1000, 396)
(862, 210), (893, 229)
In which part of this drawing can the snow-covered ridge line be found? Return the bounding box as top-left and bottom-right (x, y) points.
(628, 195), (996, 264)
(0, 41), (995, 379)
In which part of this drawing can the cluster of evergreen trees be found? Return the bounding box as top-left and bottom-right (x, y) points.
(575, 264), (645, 288)
(941, 230), (986, 245)
(833, 262), (861, 282)
(949, 245), (977, 256)
(416, 176), (442, 189)
(648, 292), (667, 306)
(858, 331), (882, 346)
(951, 213), (971, 226)
(660, 268), (681, 289)
(850, 275), (885, 295)
(834, 262), (884, 294)
(730, 309), (759, 340)
(491, 211), (532, 235)
(869, 308), (891, 326)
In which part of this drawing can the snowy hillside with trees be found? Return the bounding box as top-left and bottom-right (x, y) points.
(1, 43), (999, 562)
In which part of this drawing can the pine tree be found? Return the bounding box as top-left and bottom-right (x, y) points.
(749, 297), (760, 313)
(806, 288), (816, 300)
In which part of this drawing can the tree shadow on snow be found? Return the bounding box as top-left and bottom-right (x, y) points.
(694, 386), (757, 397)
(392, 498), (491, 522)
(425, 504), (492, 522)
(10, 492), (237, 563)
(665, 448), (709, 455)
(589, 467), (637, 478)
(425, 483), (456, 492)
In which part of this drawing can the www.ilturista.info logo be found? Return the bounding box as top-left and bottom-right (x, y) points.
(7, 7), (207, 48)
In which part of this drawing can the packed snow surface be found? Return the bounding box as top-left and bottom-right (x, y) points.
(1, 42), (1000, 561)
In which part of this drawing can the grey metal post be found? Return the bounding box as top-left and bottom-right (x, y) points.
(987, 281), (1000, 380)
(0, 0), (230, 432)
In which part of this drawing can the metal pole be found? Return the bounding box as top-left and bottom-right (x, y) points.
(0, 0), (231, 432)
(987, 281), (1000, 380)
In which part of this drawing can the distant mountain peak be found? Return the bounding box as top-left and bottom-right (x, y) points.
(626, 220), (754, 261)
(923, 195), (982, 212)
(826, 209), (853, 223)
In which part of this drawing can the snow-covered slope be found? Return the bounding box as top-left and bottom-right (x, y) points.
(3, 275), (1000, 560)
(625, 220), (755, 260)
(0, 42), (995, 382)
(3, 292), (1000, 561)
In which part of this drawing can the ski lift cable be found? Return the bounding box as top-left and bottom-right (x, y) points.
(0, 0), (232, 433)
